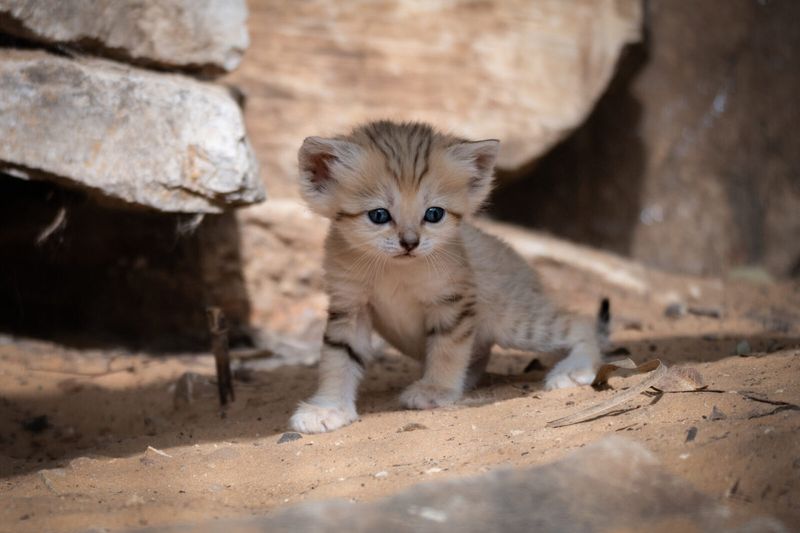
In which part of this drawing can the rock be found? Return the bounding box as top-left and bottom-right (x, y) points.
(172, 372), (211, 408)
(0, 49), (264, 213)
(0, 0), (249, 76)
(489, 0), (800, 278)
(228, 0), (642, 197)
(141, 436), (785, 532)
(710, 406), (727, 421)
(736, 340), (752, 357)
(664, 302), (686, 319)
(277, 432), (302, 444)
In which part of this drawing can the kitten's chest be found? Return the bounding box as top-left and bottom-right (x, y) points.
(368, 275), (429, 359)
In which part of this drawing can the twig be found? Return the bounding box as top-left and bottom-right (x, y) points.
(206, 307), (234, 406)
(36, 206), (67, 245)
(229, 348), (276, 361)
(547, 360), (668, 428)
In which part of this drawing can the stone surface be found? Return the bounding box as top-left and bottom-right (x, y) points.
(0, 49), (264, 213)
(142, 437), (784, 532)
(490, 0), (800, 278)
(229, 0), (642, 197)
(0, 0), (249, 75)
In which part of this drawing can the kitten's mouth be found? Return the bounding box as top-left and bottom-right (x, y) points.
(394, 252), (417, 259)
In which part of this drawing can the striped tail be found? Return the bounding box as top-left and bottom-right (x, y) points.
(596, 297), (611, 349)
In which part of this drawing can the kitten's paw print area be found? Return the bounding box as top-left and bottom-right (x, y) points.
(289, 402), (357, 433)
(400, 381), (461, 410)
(544, 364), (596, 390)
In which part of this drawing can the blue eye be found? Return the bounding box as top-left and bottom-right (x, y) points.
(423, 207), (445, 223)
(367, 208), (392, 224)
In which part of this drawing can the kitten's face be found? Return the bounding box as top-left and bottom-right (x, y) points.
(298, 122), (498, 262)
(334, 167), (462, 260)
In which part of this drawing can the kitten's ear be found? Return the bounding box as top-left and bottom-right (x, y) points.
(447, 139), (500, 212)
(298, 136), (363, 216)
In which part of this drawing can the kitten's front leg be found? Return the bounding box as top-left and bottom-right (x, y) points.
(400, 292), (477, 409)
(290, 304), (371, 433)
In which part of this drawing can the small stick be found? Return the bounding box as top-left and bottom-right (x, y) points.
(206, 307), (235, 406)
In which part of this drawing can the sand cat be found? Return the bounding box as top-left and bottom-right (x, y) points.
(290, 121), (608, 433)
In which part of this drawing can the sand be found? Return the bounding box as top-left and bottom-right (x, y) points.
(1, 258), (798, 532)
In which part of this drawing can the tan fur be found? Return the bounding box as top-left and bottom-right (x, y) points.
(290, 121), (605, 433)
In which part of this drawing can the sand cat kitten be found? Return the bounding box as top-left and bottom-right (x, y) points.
(290, 121), (608, 433)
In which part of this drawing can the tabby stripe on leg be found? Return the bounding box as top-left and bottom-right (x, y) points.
(438, 293), (464, 304)
(323, 335), (365, 368)
(327, 308), (349, 323)
(427, 302), (476, 337)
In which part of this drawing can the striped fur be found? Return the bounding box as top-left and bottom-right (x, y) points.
(290, 121), (608, 434)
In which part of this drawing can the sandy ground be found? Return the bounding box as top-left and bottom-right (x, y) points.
(1, 256), (799, 532)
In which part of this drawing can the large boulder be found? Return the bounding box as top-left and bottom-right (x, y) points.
(230, 0), (642, 197)
(0, 49), (264, 213)
(0, 0), (249, 76)
(142, 437), (783, 532)
(490, 0), (800, 277)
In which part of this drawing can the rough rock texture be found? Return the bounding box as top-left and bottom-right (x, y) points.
(228, 0), (642, 197)
(143, 437), (784, 532)
(490, 0), (800, 278)
(0, 49), (264, 213)
(0, 0), (249, 75)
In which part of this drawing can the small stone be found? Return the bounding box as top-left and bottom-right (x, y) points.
(735, 341), (752, 356)
(374, 471), (389, 478)
(685, 427), (698, 442)
(709, 406), (727, 421)
(277, 432), (303, 444)
(664, 302), (686, 319)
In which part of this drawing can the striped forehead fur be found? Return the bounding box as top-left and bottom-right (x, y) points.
(347, 121), (460, 187)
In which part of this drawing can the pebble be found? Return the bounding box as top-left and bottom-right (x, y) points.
(735, 340), (752, 356)
(709, 406), (727, 421)
(374, 471), (388, 478)
(664, 302), (686, 319)
(277, 432), (303, 444)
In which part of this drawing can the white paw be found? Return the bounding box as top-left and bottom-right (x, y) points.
(289, 402), (357, 433)
(544, 361), (596, 390)
(399, 381), (461, 410)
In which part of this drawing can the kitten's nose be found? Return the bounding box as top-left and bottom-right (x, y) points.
(399, 235), (419, 252)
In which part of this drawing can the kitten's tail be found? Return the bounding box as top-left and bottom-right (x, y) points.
(596, 297), (611, 350)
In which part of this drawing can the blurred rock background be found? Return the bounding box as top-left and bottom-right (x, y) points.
(1, 0), (798, 351)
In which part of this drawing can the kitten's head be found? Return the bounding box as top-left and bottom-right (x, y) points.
(298, 121), (498, 260)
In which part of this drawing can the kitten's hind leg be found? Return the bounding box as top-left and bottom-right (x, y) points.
(290, 305), (371, 433)
(497, 300), (610, 390)
(463, 340), (492, 391)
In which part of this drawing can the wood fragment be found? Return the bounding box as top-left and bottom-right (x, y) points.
(206, 307), (235, 406)
(547, 360), (668, 428)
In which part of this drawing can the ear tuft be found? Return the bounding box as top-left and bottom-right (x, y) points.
(299, 137), (338, 192)
(298, 136), (363, 217)
(447, 139), (500, 212)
